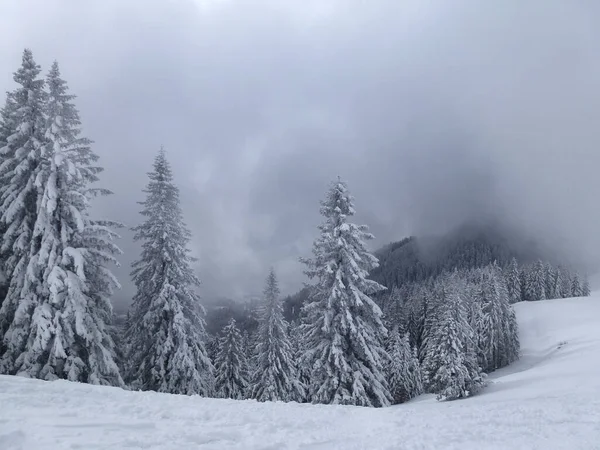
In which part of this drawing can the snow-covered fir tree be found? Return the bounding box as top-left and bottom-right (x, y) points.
(0, 49), (47, 367)
(581, 275), (591, 297)
(406, 284), (431, 355)
(571, 273), (582, 297)
(543, 262), (556, 300)
(472, 265), (519, 373)
(418, 284), (445, 364)
(124, 148), (213, 395)
(525, 260), (547, 301)
(23, 61), (123, 383)
(559, 266), (573, 299)
(0, 56), (123, 384)
(422, 275), (485, 401)
(301, 178), (391, 407)
(240, 328), (257, 377)
(206, 333), (220, 363)
(552, 267), (565, 299)
(214, 318), (249, 400)
(252, 268), (304, 402)
(289, 320), (310, 403)
(382, 285), (404, 331)
(386, 325), (423, 404)
(0, 93), (17, 309)
(505, 257), (522, 304)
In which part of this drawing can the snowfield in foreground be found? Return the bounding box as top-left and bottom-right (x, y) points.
(1, 296), (600, 450)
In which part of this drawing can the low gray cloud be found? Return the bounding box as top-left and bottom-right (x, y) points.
(1, 0), (600, 307)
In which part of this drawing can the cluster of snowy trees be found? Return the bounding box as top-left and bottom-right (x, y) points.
(0, 50), (587, 408)
(369, 222), (591, 301)
(388, 264), (520, 399)
(209, 180), (518, 405)
(208, 179), (422, 406)
(506, 258), (590, 303)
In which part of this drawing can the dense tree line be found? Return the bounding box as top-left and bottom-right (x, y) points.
(371, 223), (548, 292)
(0, 50), (590, 407)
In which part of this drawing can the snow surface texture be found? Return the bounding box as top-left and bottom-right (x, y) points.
(1, 296), (599, 449)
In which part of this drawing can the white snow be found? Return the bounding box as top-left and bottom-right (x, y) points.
(1, 295), (599, 449)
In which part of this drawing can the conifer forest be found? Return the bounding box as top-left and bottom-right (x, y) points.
(0, 49), (593, 409)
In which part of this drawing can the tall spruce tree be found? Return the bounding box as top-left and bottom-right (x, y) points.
(571, 273), (583, 297)
(0, 56), (123, 383)
(124, 149), (213, 395)
(22, 61), (122, 383)
(252, 268), (304, 402)
(214, 318), (248, 400)
(289, 320), (310, 403)
(418, 284), (445, 364)
(422, 275), (485, 401)
(553, 267), (565, 299)
(0, 50), (48, 371)
(505, 257), (522, 304)
(559, 266), (573, 298)
(525, 260), (547, 301)
(473, 265), (519, 373)
(301, 178), (391, 407)
(543, 262), (556, 300)
(386, 325), (423, 404)
(581, 275), (591, 297)
(406, 284), (430, 356)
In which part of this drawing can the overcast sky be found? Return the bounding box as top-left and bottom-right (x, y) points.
(1, 0), (600, 307)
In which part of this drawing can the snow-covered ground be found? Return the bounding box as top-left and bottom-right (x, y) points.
(1, 296), (599, 450)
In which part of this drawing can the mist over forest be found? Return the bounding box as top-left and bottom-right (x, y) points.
(2, 0), (600, 309)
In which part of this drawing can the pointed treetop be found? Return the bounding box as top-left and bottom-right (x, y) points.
(321, 176), (355, 219)
(45, 61), (71, 97)
(49, 60), (60, 77)
(264, 267), (280, 300)
(14, 48), (42, 85)
(149, 146), (174, 181)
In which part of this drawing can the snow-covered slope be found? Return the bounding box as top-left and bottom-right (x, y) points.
(1, 296), (599, 450)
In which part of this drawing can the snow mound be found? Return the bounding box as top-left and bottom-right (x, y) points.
(1, 296), (600, 449)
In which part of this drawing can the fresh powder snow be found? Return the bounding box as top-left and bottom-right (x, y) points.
(1, 295), (599, 449)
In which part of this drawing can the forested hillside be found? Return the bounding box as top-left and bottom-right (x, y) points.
(205, 222), (589, 332)
(370, 223), (542, 290)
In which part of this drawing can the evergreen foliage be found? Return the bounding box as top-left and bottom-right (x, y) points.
(0, 53), (122, 384)
(214, 318), (248, 400)
(543, 262), (556, 300)
(581, 276), (591, 297)
(252, 269), (303, 402)
(301, 178), (391, 407)
(471, 264), (519, 372)
(0, 90), (17, 311)
(124, 149), (213, 395)
(571, 273), (582, 298)
(386, 326), (423, 404)
(370, 224), (541, 292)
(422, 276), (486, 401)
(288, 320), (310, 403)
(505, 257), (522, 304)
(0, 49), (47, 367)
(524, 260), (547, 301)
